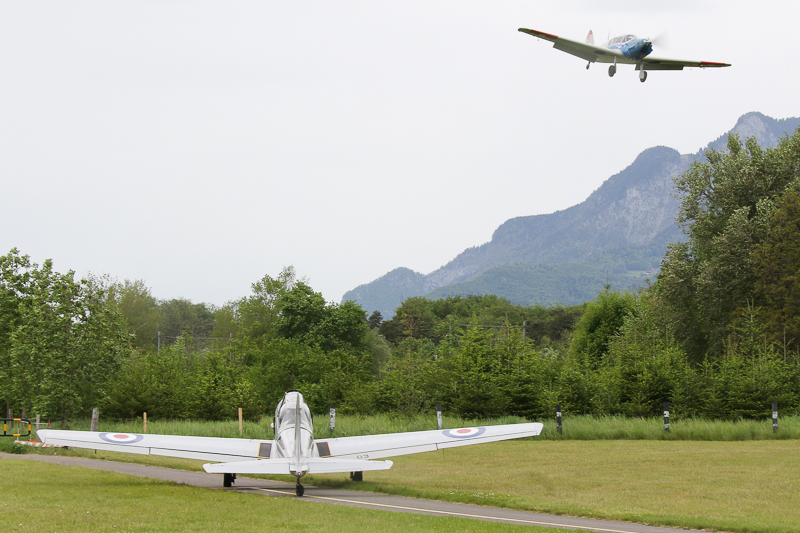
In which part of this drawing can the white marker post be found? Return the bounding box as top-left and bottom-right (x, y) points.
(773, 403), (778, 433)
(329, 405), (335, 433)
(663, 402), (670, 432)
(436, 403), (443, 430)
(556, 404), (562, 435)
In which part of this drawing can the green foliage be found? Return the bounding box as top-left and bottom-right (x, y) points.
(0, 251), (128, 425)
(237, 266), (298, 347)
(278, 282), (369, 353)
(753, 185), (800, 348)
(379, 294), (582, 349)
(569, 289), (637, 364)
(108, 279), (163, 349)
(656, 129), (800, 360)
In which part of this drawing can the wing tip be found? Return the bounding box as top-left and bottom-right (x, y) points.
(518, 28), (559, 40)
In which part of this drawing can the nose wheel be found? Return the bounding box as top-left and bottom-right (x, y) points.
(608, 65), (616, 77)
(639, 70), (648, 83)
(295, 483), (304, 497)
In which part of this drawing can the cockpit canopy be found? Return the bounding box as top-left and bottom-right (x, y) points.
(607, 34), (637, 46)
(278, 407), (312, 428)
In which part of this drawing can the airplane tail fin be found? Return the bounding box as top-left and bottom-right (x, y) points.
(585, 30), (594, 45)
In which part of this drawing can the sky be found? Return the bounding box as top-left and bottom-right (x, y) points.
(1, 0), (798, 307)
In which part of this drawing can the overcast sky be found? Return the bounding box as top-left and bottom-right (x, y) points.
(2, 1), (798, 307)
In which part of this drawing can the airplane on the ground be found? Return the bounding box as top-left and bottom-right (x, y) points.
(518, 28), (730, 82)
(38, 391), (543, 496)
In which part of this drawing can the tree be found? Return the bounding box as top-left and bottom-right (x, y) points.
(277, 282), (369, 353)
(569, 288), (637, 364)
(655, 129), (800, 360)
(109, 279), (163, 350)
(6, 262), (127, 425)
(753, 186), (800, 349)
(237, 266), (298, 346)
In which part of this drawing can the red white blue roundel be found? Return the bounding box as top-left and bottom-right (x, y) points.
(99, 432), (144, 444)
(442, 427), (486, 439)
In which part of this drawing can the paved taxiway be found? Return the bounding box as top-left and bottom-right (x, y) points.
(2, 452), (704, 533)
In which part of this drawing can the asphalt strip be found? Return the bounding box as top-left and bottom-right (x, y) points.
(1, 452), (705, 533)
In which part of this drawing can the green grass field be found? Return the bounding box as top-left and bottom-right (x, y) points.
(8, 415), (800, 532)
(0, 458), (553, 533)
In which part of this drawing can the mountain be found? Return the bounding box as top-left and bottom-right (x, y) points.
(344, 112), (800, 318)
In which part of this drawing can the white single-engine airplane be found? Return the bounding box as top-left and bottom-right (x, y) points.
(38, 391), (543, 496)
(518, 28), (730, 82)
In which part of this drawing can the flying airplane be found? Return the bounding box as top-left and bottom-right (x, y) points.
(37, 391), (543, 496)
(518, 28), (731, 82)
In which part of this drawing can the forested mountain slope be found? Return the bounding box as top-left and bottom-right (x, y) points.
(344, 112), (800, 317)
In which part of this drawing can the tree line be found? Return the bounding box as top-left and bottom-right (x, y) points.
(3, 126), (800, 424)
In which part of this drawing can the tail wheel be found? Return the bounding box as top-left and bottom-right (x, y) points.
(608, 65), (616, 77)
(639, 70), (648, 83)
(295, 483), (305, 497)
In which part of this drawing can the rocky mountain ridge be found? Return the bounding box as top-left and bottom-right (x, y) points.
(344, 112), (800, 318)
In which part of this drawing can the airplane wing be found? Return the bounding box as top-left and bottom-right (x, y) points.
(37, 429), (274, 463)
(314, 423), (543, 460)
(638, 57), (731, 70)
(518, 28), (632, 64)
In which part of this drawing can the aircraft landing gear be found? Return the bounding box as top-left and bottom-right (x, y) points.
(223, 473), (236, 487)
(295, 483), (305, 497)
(586, 62), (590, 70)
(350, 471), (363, 482)
(608, 65), (616, 77)
(639, 70), (648, 83)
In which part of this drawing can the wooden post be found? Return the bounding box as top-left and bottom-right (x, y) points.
(436, 403), (443, 430)
(238, 407), (243, 436)
(663, 402), (670, 432)
(556, 404), (562, 435)
(143, 412), (147, 434)
(329, 405), (335, 433)
(90, 408), (99, 432)
(773, 403), (778, 433)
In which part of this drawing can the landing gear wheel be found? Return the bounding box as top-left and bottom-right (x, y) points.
(223, 473), (236, 488)
(586, 62), (590, 70)
(608, 65), (616, 77)
(639, 70), (648, 83)
(350, 471), (363, 482)
(295, 483), (305, 497)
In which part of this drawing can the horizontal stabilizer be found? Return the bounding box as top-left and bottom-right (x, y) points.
(203, 458), (393, 475)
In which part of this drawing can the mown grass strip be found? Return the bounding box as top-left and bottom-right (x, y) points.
(303, 440), (800, 533)
(0, 458), (557, 533)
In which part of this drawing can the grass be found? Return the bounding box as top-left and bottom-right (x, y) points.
(305, 440), (800, 533)
(13, 415), (800, 532)
(0, 458), (555, 533)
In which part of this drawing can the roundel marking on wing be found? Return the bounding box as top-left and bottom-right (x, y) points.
(99, 432), (145, 444)
(441, 427), (486, 438)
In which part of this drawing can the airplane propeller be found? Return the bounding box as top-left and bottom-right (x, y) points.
(649, 31), (670, 50)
